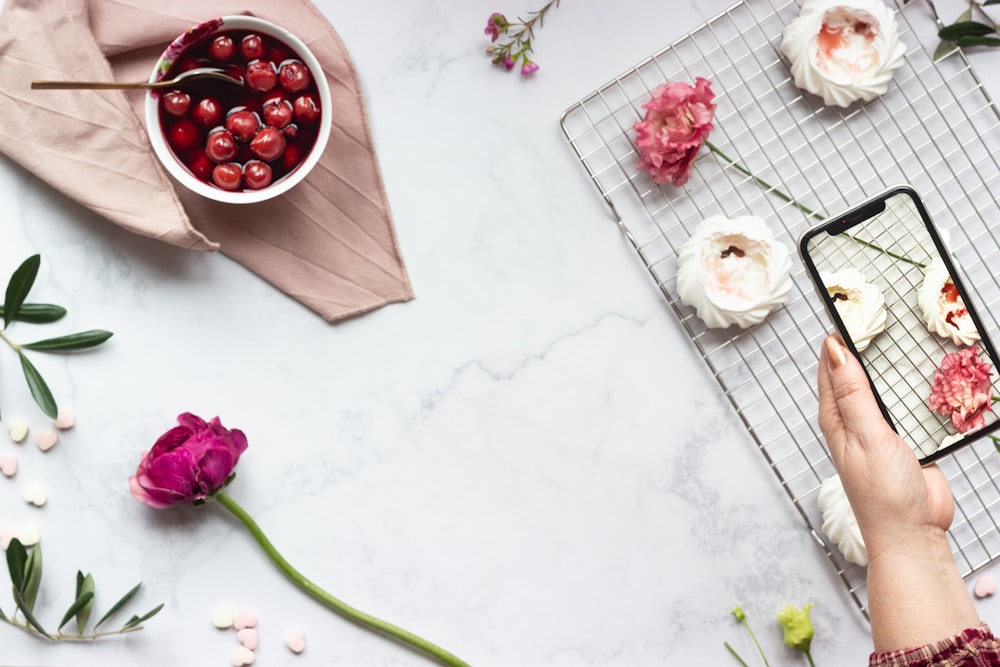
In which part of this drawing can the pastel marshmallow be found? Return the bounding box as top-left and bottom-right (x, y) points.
(237, 627), (259, 650)
(233, 609), (257, 630)
(18, 523), (40, 547)
(7, 418), (28, 443)
(285, 627), (305, 654)
(230, 645), (255, 666)
(0, 454), (16, 477)
(23, 482), (46, 507)
(54, 408), (75, 430)
(34, 430), (58, 452)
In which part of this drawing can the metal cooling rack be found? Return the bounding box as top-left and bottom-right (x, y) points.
(560, 0), (1000, 616)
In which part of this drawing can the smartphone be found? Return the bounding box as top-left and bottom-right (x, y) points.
(799, 185), (1000, 464)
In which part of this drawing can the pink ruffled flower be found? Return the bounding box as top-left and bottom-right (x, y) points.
(485, 12), (507, 42)
(633, 77), (717, 186)
(129, 412), (248, 508)
(928, 347), (994, 433)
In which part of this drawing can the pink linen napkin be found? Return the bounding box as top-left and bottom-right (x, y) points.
(0, 0), (413, 321)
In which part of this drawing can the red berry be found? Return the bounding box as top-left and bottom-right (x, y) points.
(293, 95), (320, 123)
(262, 98), (293, 128)
(282, 123), (298, 139)
(187, 149), (213, 181)
(192, 97), (222, 127)
(167, 120), (201, 154)
(162, 90), (191, 117)
(209, 35), (235, 61)
(268, 46), (291, 64)
(245, 60), (277, 92)
(212, 162), (243, 190)
(225, 108), (261, 142)
(281, 143), (303, 172)
(241, 34), (265, 60)
(249, 127), (286, 161)
(243, 160), (273, 189)
(205, 129), (238, 163)
(279, 61), (311, 93)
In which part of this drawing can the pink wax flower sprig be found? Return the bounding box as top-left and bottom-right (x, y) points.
(929, 347), (994, 433)
(130, 413), (470, 667)
(484, 0), (560, 76)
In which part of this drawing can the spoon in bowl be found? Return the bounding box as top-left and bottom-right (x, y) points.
(31, 67), (244, 90)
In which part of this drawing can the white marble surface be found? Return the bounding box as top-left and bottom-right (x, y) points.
(2, 0), (1000, 665)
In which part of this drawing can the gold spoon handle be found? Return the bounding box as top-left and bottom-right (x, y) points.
(30, 80), (170, 90)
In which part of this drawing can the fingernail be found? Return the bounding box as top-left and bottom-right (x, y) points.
(825, 336), (846, 369)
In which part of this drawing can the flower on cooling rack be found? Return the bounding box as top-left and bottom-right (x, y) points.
(632, 77), (716, 186)
(928, 346), (994, 433)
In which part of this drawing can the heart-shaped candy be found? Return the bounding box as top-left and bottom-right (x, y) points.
(7, 418), (28, 443)
(212, 605), (234, 629)
(35, 430), (58, 452)
(0, 454), (17, 477)
(285, 627), (306, 654)
(230, 645), (255, 666)
(0, 527), (14, 549)
(233, 609), (257, 630)
(22, 482), (46, 507)
(237, 627), (259, 650)
(974, 574), (997, 599)
(54, 407), (75, 430)
(18, 523), (40, 547)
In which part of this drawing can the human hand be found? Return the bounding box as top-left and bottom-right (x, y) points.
(817, 334), (954, 559)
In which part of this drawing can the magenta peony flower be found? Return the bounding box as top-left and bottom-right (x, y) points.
(129, 412), (247, 508)
(633, 77), (717, 186)
(928, 347), (994, 433)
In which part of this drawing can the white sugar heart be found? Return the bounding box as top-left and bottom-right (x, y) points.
(285, 627), (305, 654)
(18, 523), (40, 547)
(22, 482), (46, 507)
(0, 527), (14, 549)
(212, 605), (234, 629)
(233, 609), (257, 630)
(230, 645), (255, 666)
(237, 627), (259, 650)
(53, 407), (75, 430)
(6, 418), (28, 443)
(975, 575), (997, 599)
(34, 430), (58, 452)
(0, 454), (17, 477)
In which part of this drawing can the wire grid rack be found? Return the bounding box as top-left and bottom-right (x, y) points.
(560, 0), (1000, 616)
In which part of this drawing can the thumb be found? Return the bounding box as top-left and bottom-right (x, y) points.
(821, 336), (893, 448)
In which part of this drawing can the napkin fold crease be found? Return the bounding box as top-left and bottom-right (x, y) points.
(0, 0), (413, 322)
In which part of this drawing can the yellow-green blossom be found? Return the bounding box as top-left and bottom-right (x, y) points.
(777, 603), (814, 653)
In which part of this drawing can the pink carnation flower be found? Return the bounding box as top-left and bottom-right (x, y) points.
(633, 77), (717, 186)
(928, 347), (994, 433)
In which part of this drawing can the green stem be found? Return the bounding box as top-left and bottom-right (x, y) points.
(0, 328), (21, 351)
(806, 649), (817, 667)
(704, 141), (925, 269)
(1, 616), (145, 640)
(741, 619), (771, 667)
(215, 493), (470, 667)
(724, 641), (751, 667)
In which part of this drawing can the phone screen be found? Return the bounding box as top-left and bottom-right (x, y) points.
(800, 186), (1000, 463)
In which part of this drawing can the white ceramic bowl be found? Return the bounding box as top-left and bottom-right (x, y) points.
(145, 16), (332, 204)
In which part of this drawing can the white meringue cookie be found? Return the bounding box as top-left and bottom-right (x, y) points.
(818, 474), (868, 567)
(676, 215), (792, 329)
(820, 267), (886, 351)
(917, 257), (980, 346)
(781, 0), (906, 108)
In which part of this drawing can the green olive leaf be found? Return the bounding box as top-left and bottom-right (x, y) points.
(939, 20), (997, 40)
(75, 572), (95, 631)
(0, 603), (8, 622)
(17, 351), (58, 419)
(122, 603), (164, 630)
(985, 0), (1000, 5)
(22, 330), (113, 352)
(0, 303), (66, 324)
(6, 538), (27, 591)
(956, 35), (1000, 47)
(58, 591), (94, 632)
(12, 586), (50, 638)
(20, 543), (43, 613)
(3, 255), (41, 328)
(94, 582), (141, 630)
